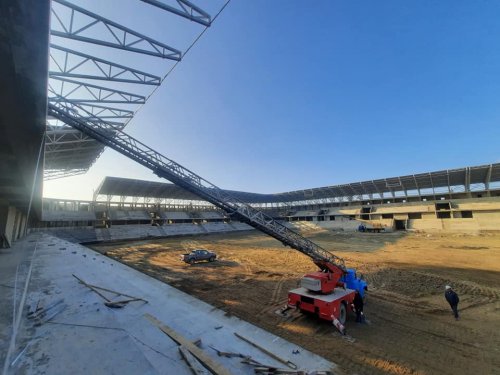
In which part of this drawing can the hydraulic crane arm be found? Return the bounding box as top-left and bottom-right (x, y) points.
(48, 102), (346, 277)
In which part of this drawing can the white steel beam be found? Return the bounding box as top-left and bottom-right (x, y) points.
(50, 44), (161, 85)
(51, 0), (182, 60)
(140, 0), (211, 27)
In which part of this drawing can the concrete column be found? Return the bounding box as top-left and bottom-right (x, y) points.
(0, 206), (18, 248)
(15, 209), (25, 240)
(18, 213), (27, 238)
(12, 208), (21, 240)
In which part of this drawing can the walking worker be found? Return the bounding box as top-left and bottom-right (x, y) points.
(352, 289), (364, 323)
(445, 285), (460, 320)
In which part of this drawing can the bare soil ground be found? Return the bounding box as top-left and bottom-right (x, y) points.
(89, 229), (500, 375)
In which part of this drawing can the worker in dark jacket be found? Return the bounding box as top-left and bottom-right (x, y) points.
(352, 290), (364, 323)
(445, 285), (460, 320)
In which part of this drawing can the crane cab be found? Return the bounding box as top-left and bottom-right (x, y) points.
(340, 269), (367, 298)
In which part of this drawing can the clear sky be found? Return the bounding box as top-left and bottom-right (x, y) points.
(44, 0), (500, 201)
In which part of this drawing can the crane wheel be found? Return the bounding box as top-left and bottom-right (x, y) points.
(339, 302), (347, 325)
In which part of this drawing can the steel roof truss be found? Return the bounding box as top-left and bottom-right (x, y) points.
(44, 169), (88, 180)
(49, 77), (145, 104)
(50, 44), (161, 85)
(45, 142), (103, 155)
(63, 103), (134, 119)
(140, 0), (211, 27)
(51, 0), (182, 60)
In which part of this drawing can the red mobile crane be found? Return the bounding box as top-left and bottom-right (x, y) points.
(48, 102), (367, 333)
(287, 252), (367, 334)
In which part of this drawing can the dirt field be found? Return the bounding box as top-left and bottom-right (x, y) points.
(90, 229), (500, 375)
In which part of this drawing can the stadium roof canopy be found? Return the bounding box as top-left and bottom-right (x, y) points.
(95, 163), (500, 204)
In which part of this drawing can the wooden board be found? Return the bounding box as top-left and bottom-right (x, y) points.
(144, 313), (231, 375)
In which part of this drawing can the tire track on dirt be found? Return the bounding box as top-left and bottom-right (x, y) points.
(257, 278), (285, 316)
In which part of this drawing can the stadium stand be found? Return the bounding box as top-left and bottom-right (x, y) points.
(42, 210), (96, 222)
(161, 211), (192, 221)
(36, 163), (500, 241)
(197, 211), (226, 220)
(108, 210), (150, 221)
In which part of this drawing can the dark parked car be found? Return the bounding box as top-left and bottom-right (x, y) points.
(180, 249), (217, 264)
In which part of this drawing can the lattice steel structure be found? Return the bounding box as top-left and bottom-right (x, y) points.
(46, 0), (217, 179)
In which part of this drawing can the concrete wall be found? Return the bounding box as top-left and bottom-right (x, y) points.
(0, 0), (50, 247)
(316, 220), (360, 231)
(32, 222), (254, 244)
(284, 197), (500, 233)
(372, 204), (435, 214)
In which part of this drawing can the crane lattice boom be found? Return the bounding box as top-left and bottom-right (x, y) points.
(48, 102), (346, 274)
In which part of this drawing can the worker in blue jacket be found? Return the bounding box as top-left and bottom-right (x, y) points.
(445, 285), (460, 320)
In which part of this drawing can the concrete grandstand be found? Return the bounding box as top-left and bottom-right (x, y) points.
(37, 163), (500, 243)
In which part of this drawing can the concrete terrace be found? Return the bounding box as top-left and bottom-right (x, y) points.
(1, 233), (336, 374)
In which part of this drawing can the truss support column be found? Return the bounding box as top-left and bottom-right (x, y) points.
(465, 168), (471, 198)
(485, 164), (492, 197)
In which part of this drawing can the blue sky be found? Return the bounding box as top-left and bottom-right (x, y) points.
(44, 0), (500, 200)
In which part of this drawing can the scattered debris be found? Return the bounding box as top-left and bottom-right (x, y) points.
(209, 344), (306, 372)
(73, 274), (148, 308)
(234, 332), (298, 370)
(27, 298), (64, 321)
(34, 303), (67, 326)
(10, 342), (32, 367)
(27, 299), (42, 316)
(209, 345), (250, 359)
(240, 357), (272, 367)
(253, 367), (334, 375)
(214, 325), (223, 330)
(27, 297), (67, 327)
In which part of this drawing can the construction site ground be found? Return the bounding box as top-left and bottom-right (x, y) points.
(90, 228), (500, 375)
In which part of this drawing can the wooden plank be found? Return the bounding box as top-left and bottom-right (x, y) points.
(178, 346), (211, 375)
(144, 313), (231, 375)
